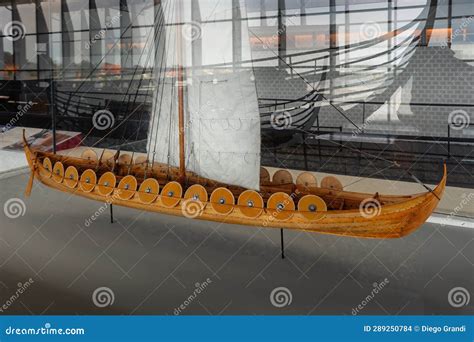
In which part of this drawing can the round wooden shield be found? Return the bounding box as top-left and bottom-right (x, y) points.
(102, 151), (115, 168)
(184, 184), (208, 203)
(267, 192), (295, 221)
(181, 185), (207, 219)
(260, 167), (270, 183)
(296, 172), (318, 188)
(138, 178), (160, 204)
(210, 188), (235, 215)
(134, 155), (148, 165)
(52, 162), (65, 183)
(320, 176), (343, 191)
(272, 170), (293, 185)
(81, 149), (98, 162)
(298, 195), (327, 220)
(160, 181), (183, 208)
(41, 157), (52, 178)
(133, 156), (148, 173)
(97, 172), (117, 196)
(79, 169), (97, 193)
(64, 166), (79, 188)
(118, 154), (132, 166)
(117, 175), (138, 200)
(237, 190), (264, 218)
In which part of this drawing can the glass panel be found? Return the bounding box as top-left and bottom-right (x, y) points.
(0, 3), (11, 30)
(16, 70), (37, 80)
(16, 2), (36, 35)
(0, 4), (13, 80)
(90, 0), (121, 30)
(451, 17), (474, 61)
(38, 0), (62, 33)
(0, 0), (471, 146)
(0, 38), (14, 80)
(428, 19), (449, 46)
(15, 35), (37, 70)
(132, 26), (154, 68)
(51, 32), (63, 67)
(199, 0), (233, 20)
(64, 0), (90, 31)
(452, 0), (474, 17)
(129, 0), (154, 26)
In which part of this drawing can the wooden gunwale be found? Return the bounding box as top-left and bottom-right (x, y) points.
(36, 150), (421, 207)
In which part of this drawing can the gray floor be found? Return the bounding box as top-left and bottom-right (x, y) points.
(0, 173), (473, 315)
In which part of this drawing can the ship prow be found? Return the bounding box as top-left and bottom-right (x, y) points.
(23, 131), (446, 239)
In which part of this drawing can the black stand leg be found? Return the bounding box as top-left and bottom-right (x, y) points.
(280, 229), (285, 259)
(110, 204), (114, 224)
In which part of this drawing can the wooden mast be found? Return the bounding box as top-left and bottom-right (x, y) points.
(176, 0), (186, 184)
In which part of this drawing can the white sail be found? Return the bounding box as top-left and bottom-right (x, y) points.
(148, 0), (261, 190)
(186, 70), (261, 190)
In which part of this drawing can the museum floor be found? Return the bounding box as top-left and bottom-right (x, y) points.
(0, 172), (473, 315)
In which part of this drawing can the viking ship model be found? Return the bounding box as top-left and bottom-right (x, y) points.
(23, 0), (446, 239)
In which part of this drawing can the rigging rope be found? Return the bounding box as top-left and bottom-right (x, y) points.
(112, 0), (171, 151)
(145, 0), (174, 159)
(57, 3), (159, 163)
(166, 2), (178, 180)
(89, 0), (172, 152)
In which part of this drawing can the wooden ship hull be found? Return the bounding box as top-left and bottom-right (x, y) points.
(23, 133), (446, 239)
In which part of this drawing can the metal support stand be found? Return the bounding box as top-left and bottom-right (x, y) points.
(110, 204), (114, 224)
(280, 229), (285, 259)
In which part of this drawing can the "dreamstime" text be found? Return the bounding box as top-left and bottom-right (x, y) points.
(0, 278), (34, 313)
(352, 278), (390, 315)
(173, 278), (213, 315)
